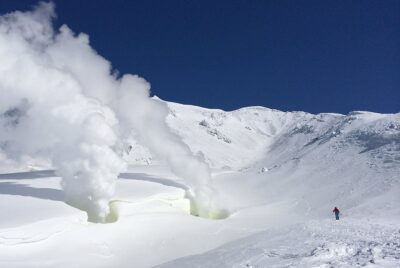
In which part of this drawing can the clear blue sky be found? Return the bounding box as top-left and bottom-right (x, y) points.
(1, 0), (399, 114)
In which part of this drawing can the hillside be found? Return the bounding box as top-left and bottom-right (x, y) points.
(0, 101), (399, 267)
(164, 102), (400, 219)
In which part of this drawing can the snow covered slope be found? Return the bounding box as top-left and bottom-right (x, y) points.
(1, 101), (399, 267)
(165, 101), (399, 172)
(166, 102), (400, 219)
(162, 102), (400, 267)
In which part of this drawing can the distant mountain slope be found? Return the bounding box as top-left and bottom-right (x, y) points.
(164, 101), (399, 172)
(165, 101), (399, 212)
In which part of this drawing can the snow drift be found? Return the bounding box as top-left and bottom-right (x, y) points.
(0, 2), (219, 222)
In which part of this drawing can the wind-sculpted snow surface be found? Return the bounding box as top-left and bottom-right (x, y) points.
(158, 220), (400, 267)
(0, 2), (218, 221)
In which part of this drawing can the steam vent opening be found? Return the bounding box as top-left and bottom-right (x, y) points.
(104, 201), (119, 223)
(186, 192), (230, 220)
(84, 201), (120, 223)
(190, 206), (230, 220)
(96, 192), (230, 224)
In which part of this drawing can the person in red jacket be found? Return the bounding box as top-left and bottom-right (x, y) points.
(333, 207), (340, 220)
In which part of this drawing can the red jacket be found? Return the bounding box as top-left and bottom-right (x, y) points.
(333, 207), (340, 214)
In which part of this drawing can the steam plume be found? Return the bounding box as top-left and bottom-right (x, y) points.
(0, 2), (218, 221)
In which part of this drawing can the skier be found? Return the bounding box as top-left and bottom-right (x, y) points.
(333, 207), (340, 220)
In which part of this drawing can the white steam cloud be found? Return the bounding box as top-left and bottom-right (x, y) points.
(0, 2), (219, 222)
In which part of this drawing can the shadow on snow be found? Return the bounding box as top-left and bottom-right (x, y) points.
(0, 170), (188, 202)
(0, 181), (64, 201)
